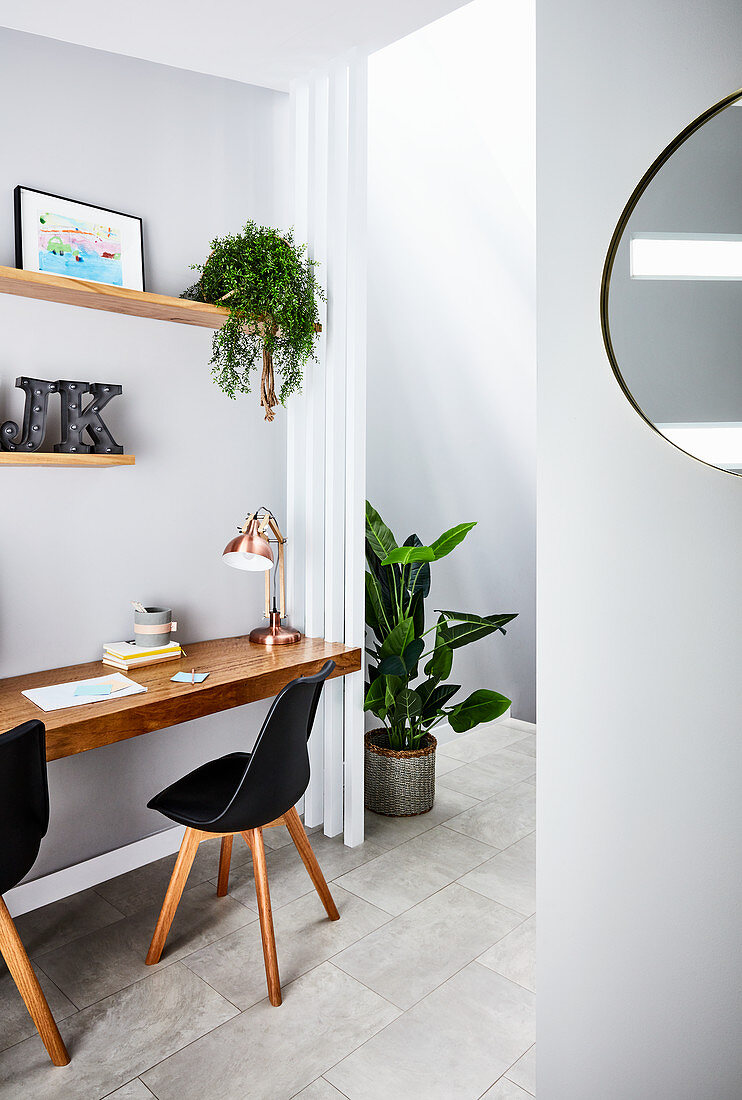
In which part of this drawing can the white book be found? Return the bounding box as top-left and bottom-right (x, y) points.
(23, 673), (147, 713)
(103, 640), (181, 660)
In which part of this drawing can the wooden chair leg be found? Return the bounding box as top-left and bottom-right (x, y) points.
(146, 828), (201, 965)
(243, 828), (282, 1007)
(217, 835), (233, 897)
(283, 806), (340, 921)
(0, 897), (70, 1067)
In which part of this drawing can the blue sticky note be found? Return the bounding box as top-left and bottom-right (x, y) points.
(74, 682), (113, 696)
(171, 672), (209, 684)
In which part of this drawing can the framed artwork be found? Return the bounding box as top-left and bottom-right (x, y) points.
(14, 186), (145, 291)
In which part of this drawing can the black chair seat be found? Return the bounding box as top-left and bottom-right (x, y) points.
(147, 661), (335, 835)
(147, 752), (250, 828)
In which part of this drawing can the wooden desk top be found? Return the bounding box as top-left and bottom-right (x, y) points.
(0, 636), (362, 761)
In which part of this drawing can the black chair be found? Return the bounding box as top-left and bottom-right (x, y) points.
(145, 660), (339, 1006)
(0, 721), (70, 1066)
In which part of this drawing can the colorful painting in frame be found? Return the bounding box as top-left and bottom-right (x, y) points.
(14, 187), (145, 291)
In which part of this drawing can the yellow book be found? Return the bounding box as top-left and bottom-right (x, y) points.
(103, 652), (182, 670)
(103, 640), (181, 660)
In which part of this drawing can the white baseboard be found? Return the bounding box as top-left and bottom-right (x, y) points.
(4, 825), (185, 918)
(503, 716), (536, 734)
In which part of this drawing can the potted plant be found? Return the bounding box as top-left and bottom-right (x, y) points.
(182, 221), (324, 421)
(364, 502), (517, 816)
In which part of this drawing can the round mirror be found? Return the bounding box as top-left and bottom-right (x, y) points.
(602, 88), (742, 475)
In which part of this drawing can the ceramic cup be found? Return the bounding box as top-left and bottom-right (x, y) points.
(133, 606), (177, 647)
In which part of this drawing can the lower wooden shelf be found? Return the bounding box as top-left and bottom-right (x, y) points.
(0, 453), (135, 467)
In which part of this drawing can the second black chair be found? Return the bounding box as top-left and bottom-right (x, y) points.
(144, 660), (339, 1006)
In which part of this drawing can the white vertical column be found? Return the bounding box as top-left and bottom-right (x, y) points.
(323, 61), (350, 837)
(287, 80), (311, 821)
(286, 80), (309, 639)
(302, 72), (328, 828)
(288, 52), (367, 845)
(343, 52), (368, 847)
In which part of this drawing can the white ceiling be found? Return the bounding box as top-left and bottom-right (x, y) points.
(0, 0), (472, 91)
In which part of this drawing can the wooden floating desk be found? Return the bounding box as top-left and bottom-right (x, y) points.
(0, 636), (362, 762)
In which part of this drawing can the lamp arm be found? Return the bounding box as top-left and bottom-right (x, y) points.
(266, 516), (287, 617)
(266, 516), (286, 543)
(239, 506), (282, 535)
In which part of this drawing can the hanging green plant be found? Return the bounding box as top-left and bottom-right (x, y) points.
(182, 221), (324, 421)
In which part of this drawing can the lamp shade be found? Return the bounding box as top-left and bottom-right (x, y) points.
(222, 518), (274, 572)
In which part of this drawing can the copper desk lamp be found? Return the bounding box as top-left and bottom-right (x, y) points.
(222, 507), (302, 645)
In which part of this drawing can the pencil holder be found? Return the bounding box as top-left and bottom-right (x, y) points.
(133, 607), (177, 647)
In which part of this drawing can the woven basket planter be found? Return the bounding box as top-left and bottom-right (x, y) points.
(364, 730), (437, 817)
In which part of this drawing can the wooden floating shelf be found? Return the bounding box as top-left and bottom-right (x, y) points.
(0, 266), (229, 329)
(0, 453), (135, 468)
(0, 266), (323, 333)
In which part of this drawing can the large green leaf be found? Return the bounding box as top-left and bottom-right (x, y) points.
(378, 654), (406, 677)
(411, 592), (425, 642)
(403, 637), (425, 674)
(366, 570), (392, 638)
(379, 633), (423, 678)
(366, 546), (399, 616)
(384, 676), (404, 711)
(381, 545), (435, 567)
(424, 616), (453, 681)
(420, 682), (461, 720)
(365, 501), (397, 561)
(427, 643), (452, 681)
(416, 677), (436, 707)
(405, 535), (432, 598)
(393, 688), (422, 723)
(363, 677), (388, 716)
(448, 689), (511, 733)
(365, 591), (381, 638)
(430, 522), (476, 560)
(436, 611), (518, 649)
(437, 610), (517, 629)
(379, 617), (415, 659)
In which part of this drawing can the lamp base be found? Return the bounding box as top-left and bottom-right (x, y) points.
(249, 611), (302, 646)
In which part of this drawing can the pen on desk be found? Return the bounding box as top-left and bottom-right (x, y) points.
(191, 668), (195, 685)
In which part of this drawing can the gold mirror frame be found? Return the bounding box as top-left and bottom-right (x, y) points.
(600, 87), (742, 477)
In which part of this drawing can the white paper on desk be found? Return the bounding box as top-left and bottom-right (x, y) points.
(22, 673), (147, 713)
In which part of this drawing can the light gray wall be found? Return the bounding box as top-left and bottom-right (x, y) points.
(538, 1), (742, 1096)
(366, 0), (536, 721)
(0, 29), (290, 878)
(609, 106), (742, 422)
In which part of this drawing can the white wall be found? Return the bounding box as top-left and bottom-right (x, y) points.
(0, 30), (290, 878)
(366, 0), (536, 720)
(538, 1), (742, 1096)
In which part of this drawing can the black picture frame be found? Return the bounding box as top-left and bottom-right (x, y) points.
(14, 185), (146, 292)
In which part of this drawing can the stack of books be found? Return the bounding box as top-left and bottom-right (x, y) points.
(102, 640), (182, 671)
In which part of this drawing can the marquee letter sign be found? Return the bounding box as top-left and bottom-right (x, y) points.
(1, 377), (124, 454)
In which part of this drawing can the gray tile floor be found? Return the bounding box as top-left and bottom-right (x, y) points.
(0, 718), (536, 1099)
